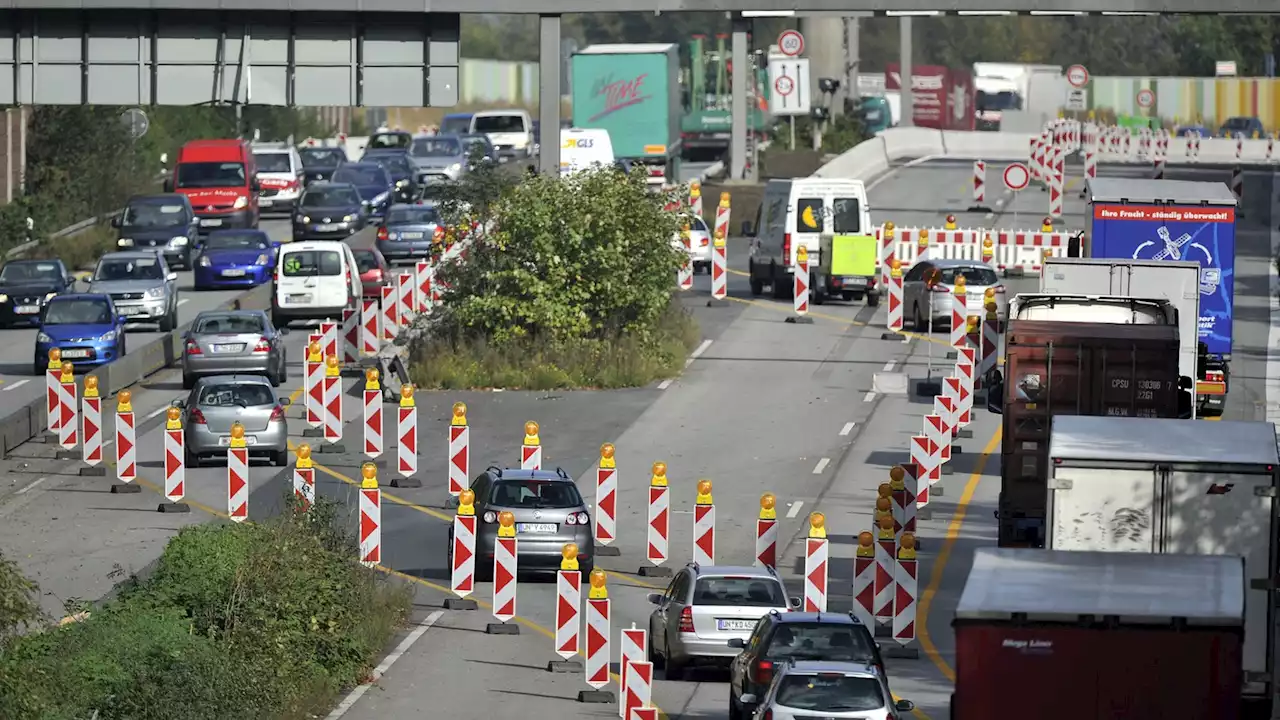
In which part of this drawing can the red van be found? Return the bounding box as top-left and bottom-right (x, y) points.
(164, 139), (260, 233)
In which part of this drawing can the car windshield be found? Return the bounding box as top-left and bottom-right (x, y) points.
(369, 133), (412, 150)
(488, 480), (583, 509)
(282, 250), (341, 277)
(693, 576), (784, 607)
(176, 161), (246, 189)
(775, 673), (884, 712)
(123, 202), (188, 228)
(352, 250), (381, 273)
(367, 155), (412, 174)
(940, 266), (999, 286)
(682, 215), (710, 234)
(94, 257), (164, 282)
(440, 116), (471, 135)
(194, 313), (265, 334)
(300, 148), (346, 167)
(474, 115), (525, 133)
(0, 261), (62, 284)
(44, 299), (112, 325)
(302, 188), (360, 207)
(387, 207), (439, 225)
(462, 136), (491, 151)
(333, 167), (388, 186)
(197, 383), (275, 408)
(767, 623), (877, 663)
(412, 138), (462, 157)
(254, 152), (292, 173)
(205, 234), (270, 251)
(1222, 117), (1254, 130)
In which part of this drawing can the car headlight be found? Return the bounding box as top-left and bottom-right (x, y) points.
(395, 179), (408, 188)
(117, 238), (134, 247)
(298, 215), (311, 224)
(37, 331), (51, 343)
(145, 286), (164, 299)
(99, 329), (116, 342)
(44, 292), (56, 302)
(0, 294), (8, 303)
(343, 214), (357, 223)
(373, 192), (390, 204)
(198, 255), (212, 267)
(448, 163), (461, 173)
(170, 236), (189, 247)
(233, 196), (249, 210)
(255, 254), (269, 266)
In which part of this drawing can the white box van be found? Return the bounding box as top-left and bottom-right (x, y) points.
(559, 128), (616, 176)
(744, 178), (878, 305)
(272, 241), (361, 328)
(252, 142), (305, 213)
(471, 110), (534, 160)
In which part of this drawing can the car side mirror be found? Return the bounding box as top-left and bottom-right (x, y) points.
(280, 397), (292, 406)
(740, 220), (754, 236)
(788, 596), (801, 609)
(895, 700), (915, 712)
(166, 272), (178, 281)
(116, 315), (126, 326)
(727, 638), (745, 649)
(250, 179), (261, 193)
(739, 694), (757, 706)
(162, 178), (174, 193)
(110, 216), (122, 229)
(646, 593), (664, 606)
(272, 240), (282, 249)
(278, 326), (290, 335)
(171, 398), (185, 408)
(985, 370), (1004, 415)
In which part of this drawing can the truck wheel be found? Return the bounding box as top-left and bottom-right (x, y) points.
(866, 292), (881, 308)
(770, 264), (789, 300)
(812, 283), (826, 306)
(748, 263), (764, 297)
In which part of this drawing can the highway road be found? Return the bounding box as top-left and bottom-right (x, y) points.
(0, 156), (1270, 720)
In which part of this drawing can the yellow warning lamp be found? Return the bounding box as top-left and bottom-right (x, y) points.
(324, 354), (340, 377)
(713, 228), (726, 249)
(696, 479), (713, 506)
(944, 214), (957, 230)
(599, 443), (615, 469)
(954, 274), (967, 296)
(877, 481), (892, 500)
(689, 181), (701, 199)
(878, 512), (895, 539)
(588, 568), (608, 599)
(497, 510), (516, 538)
(899, 532), (918, 559)
(400, 383), (415, 408)
(884, 221), (895, 240)
(1043, 248), (1053, 260)
(917, 228), (929, 249)
(457, 488), (476, 516)
(986, 299), (1000, 319)
(307, 339), (322, 362)
(84, 375), (99, 399)
(296, 443), (313, 469)
(681, 224), (692, 247)
(166, 406), (182, 430)
(889, 465), (906, 491)
(364, 367), (380, 391)
(718, 191), (731, 209)
(856, 530), (875, 558)
(361, 462), (379, 489)
(451, 402), (468, 427)
(808, 511), (827, 539)
(982, 235), (994, 260)
(796, 245), (809, 265)
(650, 461), (668, 487)
(1041, 216), (1054, 232)
(561, 543), (580, 571)
(46, 347), (61, 369)
(523, 421), (540, 446)
(889, 258), (902, 278)
(117, 389), (133, 413)
(759, 492), (777, 520)
(229, 421), (246, 449)
(967, 315), (981, 333)
(59, 361), (74, 384)
(984, 287), (995, 303)
(875, 495), (892, 518)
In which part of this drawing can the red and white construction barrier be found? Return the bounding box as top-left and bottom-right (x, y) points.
(305, 337), (323, 427)
(892, 533), (919, 650)
(451, 491), (477, 599)
(57, 363), (77, 450)
(359, 463), (381, 567)
(294, 444), (315, 509)
(323, 356), (343, 444)
(911, 434), (936, 504)
(755, 492), (778, 569)
(397, 385), (418, 481)
(1048, 144), (1063, 219)
(885, 259), (904, 333)
(1231, 166), (1244, 207)
(415, 260), (432, 314)
(227, 422), (249, 522)
(950, 279), (968, 349)
(619, 625), (647, 718)
(521, 421), (542, 470)
(584, 572), (612, 692)
(944, 376), (968, 436)
(643, 463), (670, 574)
(381, 285), (399, 341)
(397, 271), (414, 328)
(448, 402), (469, 496)
(44, 350), (61, 435)
(709, 232), (727, 302)
(980, 312), (999, 381)
(622, 660), (652, 719)
(790, 245), (811, 322)
(889, 464), (913, 540)
(692, 480), (715, 565)
(363, 369), (383, 458)
(341, 308), (359, 363)
(491, 513), (518, 623)
(115, 391), (136, 484)
(595, 443), (618, 549)
(852, 530), (876, 627)
(970, 160), (991, 211)
(361, 299), (380, 356)
(163, 408), (185, 505)
(803, 513), (829, 612)
(689, 180), (703, 218)
(321, 320), (339, 361)
(81, 377), (102, 466)
(873, 514), (895, 627)
(928, 405), (952, 471)
(956, 347), (976, 423)
(678, 226), (694, 291)
(555, 547), (581, 659)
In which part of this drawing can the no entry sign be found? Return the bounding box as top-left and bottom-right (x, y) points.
(1003, 162), (1030, 192)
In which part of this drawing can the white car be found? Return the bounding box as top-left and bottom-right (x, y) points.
(671, 214), (713, 274)
(471, 110), (534, 160)
(271, 241), (361, 328)
(252, 143), (305, 213)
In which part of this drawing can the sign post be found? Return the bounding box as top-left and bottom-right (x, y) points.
(768, 58), (811, 150)
(1003, 162), (1030, 229)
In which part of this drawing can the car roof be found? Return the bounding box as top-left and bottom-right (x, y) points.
(207, 228), (269, 236)
(128, 193), (187, 204)
(194, 374), (274, 386)
(775, 611), (861, 626)
(782, 660), (881, 676)
(443, 112), (473, 119)
(49, 292), (110, 303)
(389, 202), (437, 211)
(923, 258), (995, 269)
(100, 250), (163, 261)
(689, 564), (776, 578)
(280, 240), (351, 253)
(5, 257), (63, 266)
(487, 469), (573, 482)
(338, 162), (384, 170)
(305, 181), (358, 190)
(194, 309), (267, 320)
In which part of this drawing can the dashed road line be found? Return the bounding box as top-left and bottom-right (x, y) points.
(882, 360), (896, 372)
(862, 390), (877, 403)
(3, 379), (29, 392)
(785, 500), (804, 519)
(811, 457), (830, 474)
(839, 421), (856, 436)
(658, 338), (714, 391)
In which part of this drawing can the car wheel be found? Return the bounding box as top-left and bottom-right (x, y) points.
(277, 356), (288, 384)
(748, 262), (764, 297)
(770, 264), (789, 300)
(31, 359), (42, 376)
(159, 309), (175, 333)
(272, 311), (288, 329)
(271, 449), (288, 467)
(185, 447), (200, 468)
(912, 303), (925, 331)
(182, 373), (195, 390)
(728, 692), (742, 720)
(866, 290), (881, 307)
(664, 653), (685, 681)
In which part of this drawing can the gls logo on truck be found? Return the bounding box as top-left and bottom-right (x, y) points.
(562, 138), (594, 149)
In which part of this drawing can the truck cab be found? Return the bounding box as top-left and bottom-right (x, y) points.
(165, 139), (260, 234)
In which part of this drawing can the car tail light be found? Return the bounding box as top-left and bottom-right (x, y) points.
(931, 283), (953, 293)
(565, 511), (590, 525)
(185, 339), (202, 355)
(783, 233), (791, 262)
(760, 710), (772, 720)
(993, 284), (1007, 294)
(699, 236), (709, 247)
(678, 607), (694, 633)
(369, 269), (384, 282)
(189, 408), (207, 425)
(252, 337), (271, 354)
(269, 404), (285, 421)
(286, 178), (300, 190)
(433, 227), (445, 242)
(482, 511), (497, 523)
(377, 226), (389, 241)
(1207, 370), (1225, 382)
(751, 659), (774, 684)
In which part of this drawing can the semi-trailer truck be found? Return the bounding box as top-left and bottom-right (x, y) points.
(952, 547), (1246, 719)
(1045, 415), (1279, 714)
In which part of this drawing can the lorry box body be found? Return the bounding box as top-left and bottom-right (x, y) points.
(1046, 415), (1279, 703)
(953, 547), (1245, 720)
(1039, 257), (1201, 411)
(884, 63), (975, 131)
(1085, 177), (1236, 359)
(1010, 292), (1177, 325)
(997, 319), (1181, 547)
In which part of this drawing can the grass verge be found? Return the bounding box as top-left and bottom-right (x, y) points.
(25, 223), (118, 275)
(0, 497), (412, 720)
(410, 298), (702, 390)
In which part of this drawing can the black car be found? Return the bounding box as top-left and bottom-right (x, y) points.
(0, 258), (75, 328)
(361, 149), (419, 203)
(291, 182), (369, 242)
(111, 194), (200, 270)
(460, 133), (499, 167)
(331, 162), (394, 220)
(299, 146), (348, 185)
(728, 611), (886, 720)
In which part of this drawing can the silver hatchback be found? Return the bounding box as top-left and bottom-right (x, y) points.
(743, 660), (915, 719)
(901, 258), (1008, 330)
(176, 374), (290, 467)
(647, 564), (797, 680)
(182, 310), (289, 389)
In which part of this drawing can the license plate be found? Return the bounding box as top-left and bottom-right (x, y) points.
(517, 523), (557, 534)
(286, 294), (312, 304)
(218, 435), (258, 446)
(259, 199), (273, 207)
(401, 232), (424, 240)
(221, 269), (246, 277)
(315, 223), (340, 232)
(119, 306), (144, 315)
(200, 218), (222, 227)
(213, 343), (245, 353)
(14, 305), (39, 314)
(59, 349), (89, 359)
(717, 619), (757, 631)
(841, 276), (867, 286)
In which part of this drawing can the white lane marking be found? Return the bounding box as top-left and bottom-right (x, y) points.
(142, 405), (169, 422)
(882, 360), (896, 372)
(839, 422), (856, 436)
(786, 501), (804, 519)
(325, 610), (443, 719)
(657, 378), (674, 391)
(811, 458), (830, 475)
(177, 298), (189, 307)
(659, 338), (714, 391)
(672, 509), (695, 515)
(862, 390), (877, 403)
(16, 477), (47, 495)
(3, 379), (30, 392)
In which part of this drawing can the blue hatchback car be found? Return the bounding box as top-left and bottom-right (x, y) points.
(193, 229), (279, 290)
(33, 293), (126, 375)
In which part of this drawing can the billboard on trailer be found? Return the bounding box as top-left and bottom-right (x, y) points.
(884, 63), (974, 131)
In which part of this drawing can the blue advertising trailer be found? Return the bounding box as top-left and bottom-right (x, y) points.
(1084, 177), (1236, 415)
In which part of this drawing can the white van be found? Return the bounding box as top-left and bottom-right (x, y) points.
(559, 128), (616, 176)
(272, 241), (361, 328)
(252, 142), (305, 213)
(744, 178), (877, 305)
(471, 110), (535, 160)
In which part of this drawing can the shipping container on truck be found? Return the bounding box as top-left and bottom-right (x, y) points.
(985, 310), (1183, 547)
(1085, 177), (1236, 416)
(571, 44), (682, 188)
(884, 63), (975, 131)
(952, 547), (1246, 720)
(677, 34), (770, 162)
(1040, 257), (1203, 415)
(1046, 415), (1279, 712)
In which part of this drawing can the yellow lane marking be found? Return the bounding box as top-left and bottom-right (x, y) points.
(721, 294), (954, 348)
(916, 427), (1001, 684)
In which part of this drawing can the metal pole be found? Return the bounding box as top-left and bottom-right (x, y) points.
(538, 14), (562, 177)
(898, 16), (913, 128)
(789, 117), (795, 150)
(730, 18), (749, 181)
(844, 17), (860, 114)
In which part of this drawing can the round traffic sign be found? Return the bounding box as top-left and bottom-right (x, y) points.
(120, 108), (149, 140)
(1003, 162), (1031, 192)
(1136, 88), (1156, 109)
(1066, 64), (1089, 89)
(777, 29), (805, 57)
(774, 75), (795, 96)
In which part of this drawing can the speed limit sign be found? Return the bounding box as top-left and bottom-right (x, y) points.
(777, 30), (804, 57)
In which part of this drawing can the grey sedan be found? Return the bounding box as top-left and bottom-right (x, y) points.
(182, 310), (289, 389)
(177, 375), (290, 467)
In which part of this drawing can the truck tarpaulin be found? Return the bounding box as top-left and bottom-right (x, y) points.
(884, 64), (974, 131)
(1089, 203), (1236, 356)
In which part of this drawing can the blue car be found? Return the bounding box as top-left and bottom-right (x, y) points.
(193, 230), (279, 290)
(33, 293), (126, 375)
(331, 162), (393, 220)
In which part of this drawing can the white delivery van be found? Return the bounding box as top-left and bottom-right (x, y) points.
(252, 142), (305, 213)
(272, 241), (361, 328)
(559, 128), (616, 176)
(1046, 415), (1279, 709)
(744, 178), (876, 304)
(471, 110), (534, 160)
